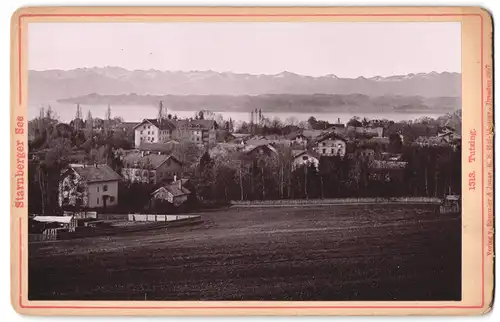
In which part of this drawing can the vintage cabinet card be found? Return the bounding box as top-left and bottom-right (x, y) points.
(10, 6), (494, 316)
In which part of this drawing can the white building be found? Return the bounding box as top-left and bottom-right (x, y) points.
(313, 134), (347, 157)
(151, 179), (192, 207)
(134, 119), (176, 148)
(292, 150), (320, 170)
(59, 164), (122, 209)
(134, 118), (217, 148)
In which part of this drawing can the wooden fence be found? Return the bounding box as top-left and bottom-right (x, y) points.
(127, 214), (200, 222)
(231, 197), (442, 207)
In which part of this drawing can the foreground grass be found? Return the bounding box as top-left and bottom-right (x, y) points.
(29, 204), (461, 301)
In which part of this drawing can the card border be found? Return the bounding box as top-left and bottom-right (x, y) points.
(11, 6), (494, 316)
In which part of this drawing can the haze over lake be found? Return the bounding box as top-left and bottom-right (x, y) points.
(29, 102), (449, 125)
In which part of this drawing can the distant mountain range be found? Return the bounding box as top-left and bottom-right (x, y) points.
(58, 93), (460, 114)
(29, 67), (461, 104)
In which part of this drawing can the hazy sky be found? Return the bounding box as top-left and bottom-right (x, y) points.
(28, 22), (461, 78)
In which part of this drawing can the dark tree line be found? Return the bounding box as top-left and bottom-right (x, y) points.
(27, 110), (461, 214)
(188, 144), (461, 202)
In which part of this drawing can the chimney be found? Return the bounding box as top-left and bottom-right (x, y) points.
(178, 179), (182, 189)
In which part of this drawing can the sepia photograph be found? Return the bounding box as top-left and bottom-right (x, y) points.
(25, 20), (464, 302)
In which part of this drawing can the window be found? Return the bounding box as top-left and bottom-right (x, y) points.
(152, 131), (154, 135)
(103, 185), (108, 192)
(97, 187), (99, 192)
(148, 125), (151, 129)
(322, 149), (326, 154)
(302, 156), (308, 161)
(148, 131), (150, 135)
(97, 197), (100, 205)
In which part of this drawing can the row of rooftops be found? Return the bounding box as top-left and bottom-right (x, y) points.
(227, 131), (389, 148)
(59, 122), (459, 183)
(65, 149), (407, 187)
(226, 125), (460, 148)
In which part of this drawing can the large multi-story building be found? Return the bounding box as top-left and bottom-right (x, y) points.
(313, 133), (347, 157)
(121, 151), (183, 184)
(174, 119), (217, 145)
(134, 119), (176, 148)
(133, 118), (217, 148)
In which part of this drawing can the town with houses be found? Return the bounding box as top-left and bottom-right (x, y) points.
(27, 101), (462, 241)
(24, 20), (465, 302)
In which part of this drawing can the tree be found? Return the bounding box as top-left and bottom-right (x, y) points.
(307, 116), (317, 129)
(235, 121), (250, 134)
(46, 105), (54, 120)
(85, 110), (93, 139)
(192, 152), (215, 200)
(33, 138), (72, 215)
(388, 133), (403, 153)
(214, 113), (224, 125)
(172, 141), (202, 169)
(104, 105), (112, 133)
(361, 117), (370, 127)
(113, 116), (124, 123)
(270, 117), (283, 134)
(347, 117), (362, 127)
(285, 116), (299, 126)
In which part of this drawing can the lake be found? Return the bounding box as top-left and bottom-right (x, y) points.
(29, 102), (449, 125)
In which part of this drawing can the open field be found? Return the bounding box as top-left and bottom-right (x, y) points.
(28, 204), (461, 301)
